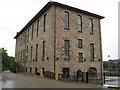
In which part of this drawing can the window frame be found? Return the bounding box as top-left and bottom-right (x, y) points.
(36, 44), (38, 61)
(77, 15), (82, 32)
(37, 20), (39, 36)
(64, 11), (69, 30)
(31, 25), (34, 39)
(42, 41), (45, 61)
(90, 43), (94, 61)
(64, 40), (70, 60)
(78, 52), (83, 62)
(27, 28), (29, 42)
(78, 39), (83, 48)
(31, 46), (33, 62)
(43, 14), (46, 32)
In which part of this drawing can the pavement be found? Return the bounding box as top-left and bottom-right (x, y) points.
(2, 71), (103, 88)
(0, 73), (2, 89)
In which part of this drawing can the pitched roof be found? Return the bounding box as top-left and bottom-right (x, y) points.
(14, 1), (104, 39)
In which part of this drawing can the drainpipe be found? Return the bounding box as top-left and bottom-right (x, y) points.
(53, 5), (56, 79)
(99, 19), (103, 85)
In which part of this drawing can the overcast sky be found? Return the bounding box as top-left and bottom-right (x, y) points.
(0, 0), (119, 61)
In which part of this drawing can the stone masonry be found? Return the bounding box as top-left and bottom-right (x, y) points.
(14, 1), (104, 82)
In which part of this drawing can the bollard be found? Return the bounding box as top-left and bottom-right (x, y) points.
(76, 75), (78, 82)
(103, 73), (105, 84)
(82, 72), (84, 83)
(86, 72), (88, 83)
(56, 70), (58, 80)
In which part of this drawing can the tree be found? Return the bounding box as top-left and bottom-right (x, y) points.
(0, 48), (15, 71)
(103, 61), (108, 70)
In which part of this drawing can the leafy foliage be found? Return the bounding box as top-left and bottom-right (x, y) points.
(0, 48), (15, 71)
(103, 61), (108, 70)
(103, 61), (120, 71)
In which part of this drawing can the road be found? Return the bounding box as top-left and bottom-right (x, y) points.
(2, 72), (103, 88)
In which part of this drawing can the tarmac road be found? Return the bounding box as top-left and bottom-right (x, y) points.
(2, 71), (103, 88)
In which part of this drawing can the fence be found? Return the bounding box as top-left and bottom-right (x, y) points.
(103, 72), (120, 85)
(44, 71), (102, 84)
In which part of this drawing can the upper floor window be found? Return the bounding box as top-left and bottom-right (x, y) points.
(27, 28), (29, 42)
(64, 40), (70, 60)
(31, 46), (33, 61)
(64, 12), (69, 29)
(88, 18), (93, 34)
(18, 52), (20, 62)
(90, 43), (94, 61)
(21, 51), (22, 61)
(26, 46), (28, 53)
(37, 20), (39, 36)
(78, 52), (83, 62)
(42, 41), (45, 61)
(36, 44), (38, 61)
(31, 25), (34, 39)
(43, 14), (46, 32)
(78, 39), (83, 48)
(77, 15), (82, 32)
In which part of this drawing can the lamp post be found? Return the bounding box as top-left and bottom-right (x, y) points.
(108, 55), (111, 74)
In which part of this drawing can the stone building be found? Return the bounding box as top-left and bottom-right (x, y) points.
(14, 1), (104, 80)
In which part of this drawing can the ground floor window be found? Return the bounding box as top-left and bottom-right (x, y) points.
(77, 70), (83, 76)
(62, 68), (69, 78)
(88, 67), (97, 76)
(35, 67), (37, 74)
(30, 67), (32, 73)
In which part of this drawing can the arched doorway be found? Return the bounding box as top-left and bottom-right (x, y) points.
(76, 70), (83, 82)
(88, 67), (97, 76)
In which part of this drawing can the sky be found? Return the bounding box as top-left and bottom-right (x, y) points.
(0, 0), (119, 61)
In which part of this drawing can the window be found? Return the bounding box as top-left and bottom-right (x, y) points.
(27, 28), (29, 42)
(90, 43), (94, 60)
(26, 46), (28, 53)
(23, 50), (25, 62)
(31, 46), (33, 61)
(64, 12), (69, 29)
(88, 18), (93, 34)
(21, 51), (22, 62)
(77, 70), (83, 76)
(31, 25), (34, 39)
(42, 41), (45, 60)
(64, 40), (70, 59)
(36, 44), (38, 61)
(88, 67), (97, 76)
(18, 52), (20, 62)
(43, 14), (46, 32)
(78, 39), (83, 48)
(77, 15), (82, 32)
(37, 20), (39, 36)
(62, 68), (69, 78)
(78, 53), (83, 62)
